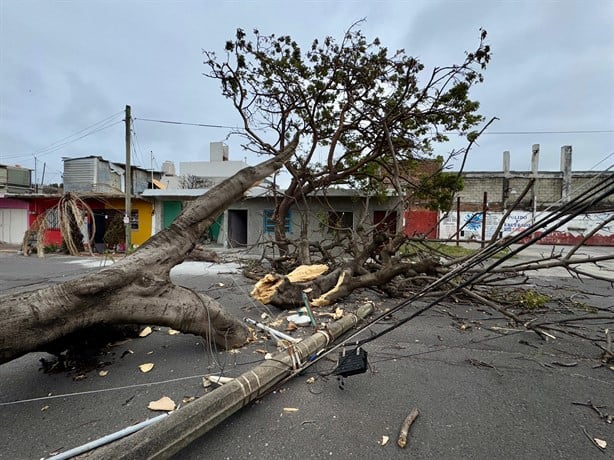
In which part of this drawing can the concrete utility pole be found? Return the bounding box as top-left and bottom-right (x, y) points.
(124, 105), (132, 250)
(560, 145), (572, 203)
(89, 302), (374, 459)
(531, 144), (539, 225)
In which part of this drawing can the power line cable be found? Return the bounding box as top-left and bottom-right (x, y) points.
(447, 129), (614, 135)
(370, 177), (613, 337)
(2, 111), (124, 160)
(133, 117), (240, 130)
(135, 116), (612, 135)
(297, 167), (614, 374)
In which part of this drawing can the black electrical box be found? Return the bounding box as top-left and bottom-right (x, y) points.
(334, 346), (368, 377)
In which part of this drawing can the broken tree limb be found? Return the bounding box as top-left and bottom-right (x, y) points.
(251, 258), (439, 310)
(0, 137), (298, 365)
(397, 407), (420, 448)
(87, 302), (374, 459)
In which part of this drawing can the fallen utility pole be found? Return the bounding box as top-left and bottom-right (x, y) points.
(88, 302), (374, 459)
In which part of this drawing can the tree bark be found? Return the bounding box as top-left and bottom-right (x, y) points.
(252, 257), (440, 309)
(0, 138), (298, 365)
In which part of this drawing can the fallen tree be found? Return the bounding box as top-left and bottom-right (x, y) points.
(250, 175), (614, 311)
(201, 26), (614, 324)
(0, 137), (298, 365)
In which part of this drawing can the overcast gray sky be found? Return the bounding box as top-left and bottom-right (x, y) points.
(1, 0), (612, 186)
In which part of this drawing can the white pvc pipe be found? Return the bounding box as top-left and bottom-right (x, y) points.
(46, 412), (169, 460)
(244, 317), (299, 343)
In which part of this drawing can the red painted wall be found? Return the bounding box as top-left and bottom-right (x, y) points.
(404, 209), (439, 239)
(27, 197), (62, 246)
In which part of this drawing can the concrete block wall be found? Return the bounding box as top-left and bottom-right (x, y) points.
(533, 177), (562, 205)
(456, 146), (612, 212)
(571, 175), (614, 206)
(457, 176), (502, 205)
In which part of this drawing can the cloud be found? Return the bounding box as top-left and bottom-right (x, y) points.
(1, 0), (612, 181)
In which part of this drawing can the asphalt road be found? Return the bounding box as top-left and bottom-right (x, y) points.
(0, 248), (613, 459)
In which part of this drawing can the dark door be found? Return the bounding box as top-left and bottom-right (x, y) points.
(93, 212), (107, 244)
(373, 210), (397, 236)
(228, 209), (248, 247)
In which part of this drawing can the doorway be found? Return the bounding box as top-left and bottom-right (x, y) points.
(373, 210), (398, 236)
(228, 209), (248, 247)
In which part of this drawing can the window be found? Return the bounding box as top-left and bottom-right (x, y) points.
(328, 211), (353, 233)
(263, 209), (291, 234)
(130, 210), (139, 230)
(45, 208), (60, 229)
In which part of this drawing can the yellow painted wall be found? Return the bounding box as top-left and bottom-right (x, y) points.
(104, 198), (153, 246)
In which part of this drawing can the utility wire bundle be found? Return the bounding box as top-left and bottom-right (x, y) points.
(314, 166), (614, 376)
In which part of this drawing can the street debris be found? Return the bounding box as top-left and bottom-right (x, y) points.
(379, 435), (389, 446)
(306, 377), (316, 384)
(245, 317), (299, 343)
(138, 326), (152, 338)
(283, 407), (299, 413)
(551, 361), (578, 367)
(120, 349), (134, 359)
(147, 396), (176, 412)
(572, 400), (613, 424)
(466, 358), (496, 369)
(168, 329), (180, 335)
(98, 370), (108, 377)
(397, 407), (420, 448)
(251, 264), (329, 304)
(286, 313), (311, 327)
(581, 425), (608, 451)
(318, 307), (344, 320)
(206, 375), (234, 385)
(138, 363), (154, 373)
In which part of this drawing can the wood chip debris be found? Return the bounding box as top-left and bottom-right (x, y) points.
(147, 396), (175, 412)
(138, 326), (153, 337)
(317, 307), (344, 320)
(138, 363), (154, 373)
(286, 264), (329, 283)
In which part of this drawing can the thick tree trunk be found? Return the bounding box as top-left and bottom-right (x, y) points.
(0, 138), (298, 365)
(252, 258), (440, 309)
